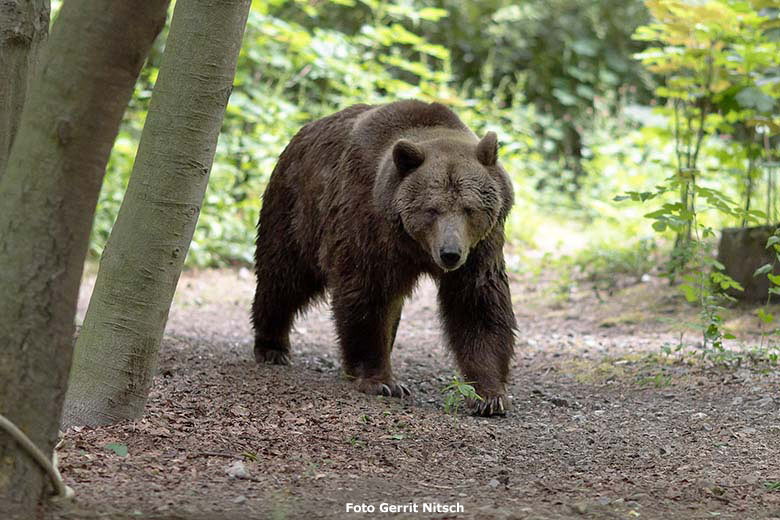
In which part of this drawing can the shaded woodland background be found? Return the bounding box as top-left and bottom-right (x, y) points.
(91, 0), (780, 354)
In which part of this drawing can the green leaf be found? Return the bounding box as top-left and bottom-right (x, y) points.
(711, 271), (743, 291)
(768, 273), (780, 285)
(754, 264), (773, 277)
(705, 323), (721, 341)
(105, 443), (128, 457)
(679, 284), (698, 303)
(736, 86), (775, 113)
(766, 236), (780, 248)
(652, 221), (667, 232)
(571, 39), (599, 57)
(615, 191), (658, 202)
(758, 308), (774, 324)
(417, 7), (448, 21)
(576, 84), (596, 99)
(552, 88), (578, 106)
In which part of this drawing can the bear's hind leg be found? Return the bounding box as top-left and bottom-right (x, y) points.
(252, 259), (322, 365)
(252, 221), (323, 365)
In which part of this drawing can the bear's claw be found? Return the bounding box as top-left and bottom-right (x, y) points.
(254, 347), (291, 366)
(355, 378), (411, 398)
(473, 396), (507, 417)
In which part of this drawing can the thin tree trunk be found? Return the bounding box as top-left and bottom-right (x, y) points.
(0, 0), (50, 178)
(0, 2), (168, 516)
(63, 0), (251, 427)
(743, 157), (754, 228)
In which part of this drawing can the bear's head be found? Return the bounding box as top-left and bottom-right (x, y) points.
(375, 131), (513, 272)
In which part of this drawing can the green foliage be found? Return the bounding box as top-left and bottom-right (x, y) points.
(488, 0), (653, 190)
(755, 227), (780, 345)
(639, 372), (672, 387)
(431, 0), (655, 194)
(615, 0), (780, 355)
(441, 376), (482, 416)
(619, 170), (746, 353)
(766, 481), (780, 492)
(631, 0), (780, 236)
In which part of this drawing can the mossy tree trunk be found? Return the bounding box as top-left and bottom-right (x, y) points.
(63, 0), (251, 428)
(0, 0), (50, 178)
(0, 1), (169, 516)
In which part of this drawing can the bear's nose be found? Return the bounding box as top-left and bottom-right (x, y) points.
(439, 247), (462, 269)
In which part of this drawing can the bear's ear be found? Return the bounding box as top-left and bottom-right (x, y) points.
(392, 139), (425, 176)
(477, 131), (498, 167)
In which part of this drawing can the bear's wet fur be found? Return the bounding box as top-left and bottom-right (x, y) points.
(252, 100), (516, 416)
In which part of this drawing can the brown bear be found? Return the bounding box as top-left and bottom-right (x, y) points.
(251, 100), (516, 416)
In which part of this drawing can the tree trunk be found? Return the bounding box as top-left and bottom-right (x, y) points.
(0, 0), (50, 178)
(63, 0), (251, 427)
(717, 225), (780, 302)
(0, 2), (168, 517)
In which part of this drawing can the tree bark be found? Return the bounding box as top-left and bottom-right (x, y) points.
(0, 0), (50, 179)
(717, 225), (780, 302)
(0, 2), (169, 517)
(63, 0), (251, 427)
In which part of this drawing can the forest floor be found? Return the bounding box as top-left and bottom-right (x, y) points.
(47, 264), (780, 520)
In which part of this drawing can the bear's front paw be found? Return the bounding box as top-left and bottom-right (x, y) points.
(354, 378), (411, 398)
(472, 395), (508, 417)
(254, 345), (291, 365)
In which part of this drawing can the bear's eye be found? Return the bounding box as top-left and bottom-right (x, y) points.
(425, 207), (440, 218)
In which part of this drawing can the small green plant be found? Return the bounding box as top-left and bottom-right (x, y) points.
(764, 481), (780, 492)
(754, 228), (780, 349)
(661, 339), (684, 358)
(639, 372), (672, 388)
(617, 174), (745, 358)
(442, 375), (482, 416)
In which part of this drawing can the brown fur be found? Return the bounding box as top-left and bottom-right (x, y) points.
(251, 100), (516, 416)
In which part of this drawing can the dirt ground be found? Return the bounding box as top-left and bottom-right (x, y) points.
(46, 265), (780, 520)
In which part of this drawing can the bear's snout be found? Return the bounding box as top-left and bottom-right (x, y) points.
(439, 245), (462, 269)
(432, 215), (469, 271)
